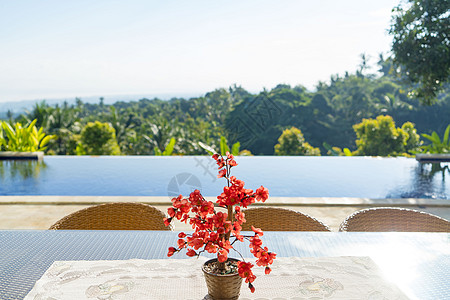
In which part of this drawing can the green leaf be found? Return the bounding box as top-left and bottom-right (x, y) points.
(443, 125), (450, 146)
(39, 135), (55, 148)
(2, 122), (16, 143)
(422, 133), (439, 144)
(431, 131), (441, 144)
(343, 148), (353, 156)
(28, 119), (37, 129)
(231, 142), (240, 156)
(219, 136), (229, 155)
(162, 137), (176, 156)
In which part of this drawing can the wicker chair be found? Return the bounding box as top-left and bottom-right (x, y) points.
(49, 202), (171, 230)
(240, 207), (331, 231)
(339, 207), (450, 232)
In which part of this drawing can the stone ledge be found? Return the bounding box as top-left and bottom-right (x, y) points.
(416, 154), (450, 163)
(0, 151), (44, 161)
(0, 196), (448, 207)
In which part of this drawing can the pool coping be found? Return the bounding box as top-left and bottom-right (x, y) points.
(0, 151), (44, 160)
(0, 196), (448, 207)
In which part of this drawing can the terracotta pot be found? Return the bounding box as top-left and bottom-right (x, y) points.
(202, 258), (243, 300)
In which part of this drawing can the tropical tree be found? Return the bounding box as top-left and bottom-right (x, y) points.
(143, 117), (178, 155)
(401, 121), (422, 153)
(106, 106), (137, 153)
(352, 115), (420, 156)
(274, 127), (320, 156)
(76, 121), (121, 155)
(389, 0), (450, 104)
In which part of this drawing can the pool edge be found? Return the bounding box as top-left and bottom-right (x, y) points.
(1, 196), (449, 208)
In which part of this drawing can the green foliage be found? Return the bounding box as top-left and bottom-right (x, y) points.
(0, 119), (55, 152)
(219, 136), (228, 156)
(5, 62), (450, 157)
(401, 121), (422, 153)
(76, 121), (121, 155)
(274, 127), (320, 156)
(389, 0), (450, 104)
(343, 148), (353, 156)
(323, 143), (354, 156)
(323, 142), (338, 156)
(220, 136), (240, 156)
(421, 124), (450, 154)
(155, 137), (176, 156)
(353, 115), (421, 156)
(231, 142), (241, 156)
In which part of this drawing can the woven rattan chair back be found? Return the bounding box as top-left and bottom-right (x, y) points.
(49, 202), (170, 230)
(240, 207), (331, 231)
(339, 207), (450, 232)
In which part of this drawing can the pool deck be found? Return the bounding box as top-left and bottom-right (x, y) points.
(1, 196), (449, 231)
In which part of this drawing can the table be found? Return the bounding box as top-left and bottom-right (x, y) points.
(0, 230), (449, 299)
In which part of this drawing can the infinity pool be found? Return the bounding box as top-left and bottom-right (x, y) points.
(0, 156), (449, 199)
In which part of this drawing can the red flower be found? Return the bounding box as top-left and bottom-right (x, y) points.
(217, 168), (227, 178)
(255, 247), (277, 267)
(167, 247), (177, 257)
(218, 239), (232, 250)
(199, 201), (214, 218)
(240, 195), (255, 208)
(218, 249), (228, 262)
(216, 157), (225, 168)
(167, 207), (176, 218)
(177, 239), (186, 248)
(249, 283), (255, 293)
(255, 186), (269, 202)
(171, 195), (183, 206)
(229, 176), (244, 188)
(251, 226), (264, 236)
(178, 199), (191, 214)
(212, 212), (228, 227)
(178, 232), (186, 238)
(205, 242), (218, 253)
(186, 249), (197, 257)
(265, 267), (272, 275)
(237, 261), (256, 283)
(249, 236), (263, 250)
(163, 218), (171, 227)
(189, 189), (203, 206)
(188, 237), (205, 250)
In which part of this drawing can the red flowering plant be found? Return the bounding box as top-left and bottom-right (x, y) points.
(164, 152), (276, 293)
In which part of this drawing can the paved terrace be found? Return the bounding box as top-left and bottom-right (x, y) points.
(1, 196), (449, 231)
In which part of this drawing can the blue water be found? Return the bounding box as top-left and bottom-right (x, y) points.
(0, 156), (449, 199)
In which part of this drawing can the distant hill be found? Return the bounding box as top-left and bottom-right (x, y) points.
(0, 92), (202, 116)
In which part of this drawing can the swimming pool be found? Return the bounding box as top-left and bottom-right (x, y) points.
(0, 156), (449, 199)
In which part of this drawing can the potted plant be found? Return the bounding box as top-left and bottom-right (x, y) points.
(0, 119), (54, 160)
(164, 152), (276, 299)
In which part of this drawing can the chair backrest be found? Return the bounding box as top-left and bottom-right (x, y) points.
(49, 202), (170, 230)
(241, 207), (331, 231)
(339, 207), (450, 232)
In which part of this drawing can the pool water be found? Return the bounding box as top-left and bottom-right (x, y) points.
(0, 156), (449, 199)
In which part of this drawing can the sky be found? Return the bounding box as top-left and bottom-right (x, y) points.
(0, 0), (399, 103)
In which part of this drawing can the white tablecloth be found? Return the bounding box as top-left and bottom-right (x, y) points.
(25, 256), (409, 299)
